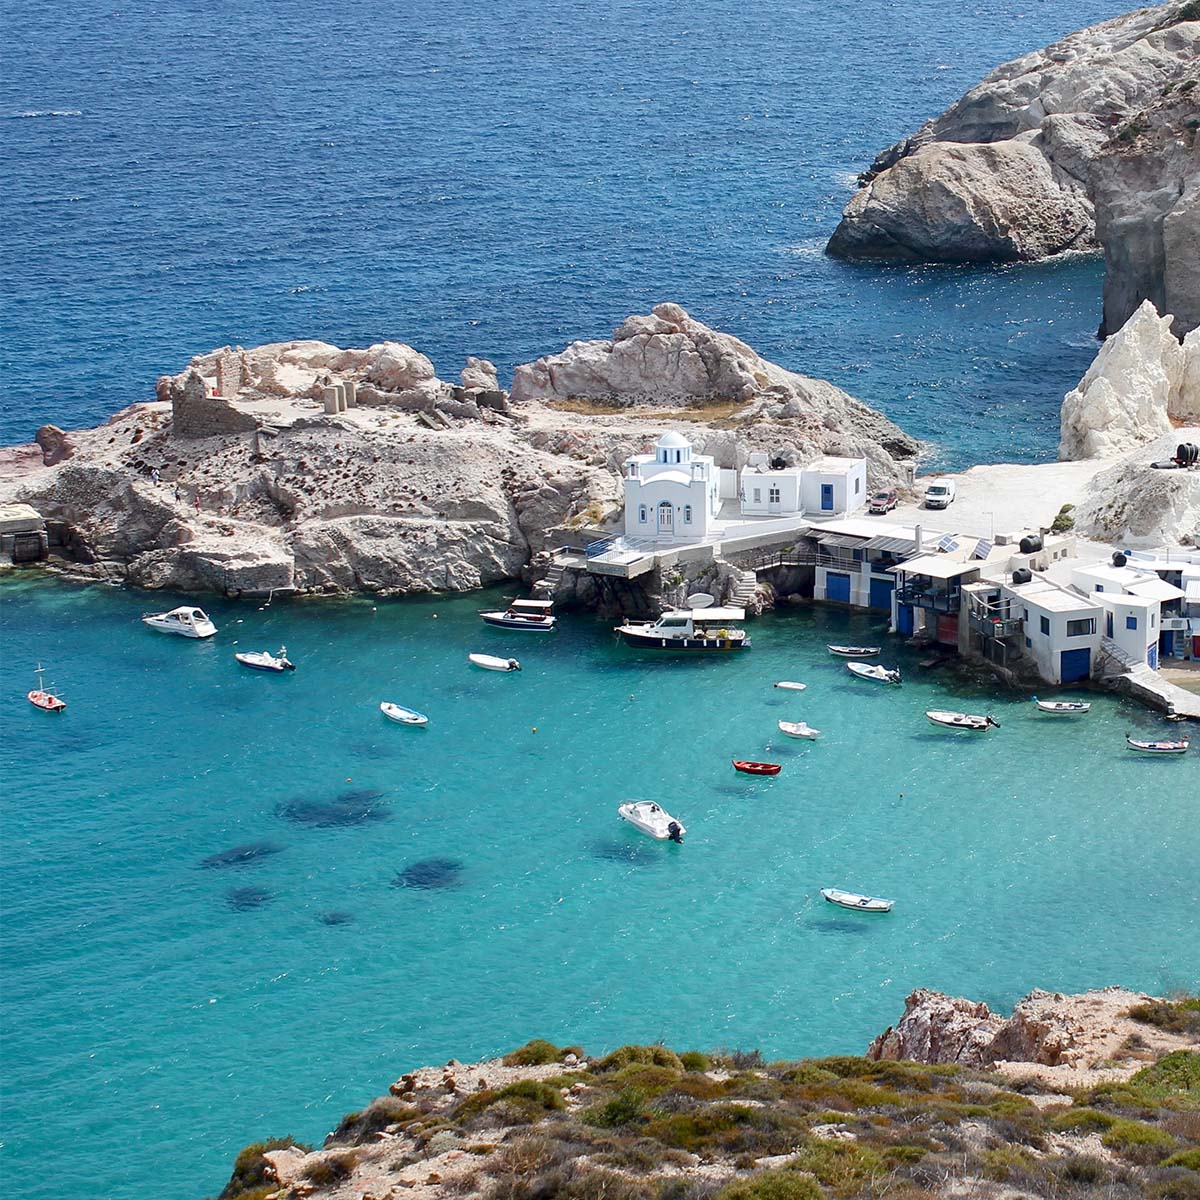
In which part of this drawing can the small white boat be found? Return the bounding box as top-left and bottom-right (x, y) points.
(479, 598), (556, 632)
(469, 653), (521, 672)
(380, 702), (429, 726)
(1126, 734), (1189, 755)
(820, 887), (894, 913)
(142, 605), (217, 638)
(27, 663), (66, 713)
(774, 681), (807, 691)
(234, 646), (294, 672)
(847, 662), (901, 685)
(926, 710), (998, 732)
(618, 800), (685, 842)
(1032, 696), (1091, 715)
(778, 720), (821, 739)
(828, 644), (879, 658)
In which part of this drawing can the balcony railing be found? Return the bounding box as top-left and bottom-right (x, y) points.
(969, 611), (1023, 639)
(897, 585), (961, 613)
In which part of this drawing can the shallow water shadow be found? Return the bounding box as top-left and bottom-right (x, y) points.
(318, 910), (355, 926)
(806, 919), (872, 936)
(227, 886), (273, 911)
(345, 740), (396, 760)
(590, 838), (662, 866)
(276, 789), (389, 828)
(392, 857), (464, 889)
(200, 841), (283, 869)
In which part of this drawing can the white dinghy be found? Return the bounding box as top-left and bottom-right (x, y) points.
(618, 800), (685, 842)
(1125, 733), (1189, 755)
(479, 598), (557, 632)
(925, 710), (998, 732)
(847, 662), (901, 685)
(827, 644), (879, 658)
(380, 702), (429, 726)
(820, 887), (894, 913)
(469, 653), (521, 672)
(778, 720), (821, 740)
(1032, 696), (1091, 715)
(142, 605), (217, 638)
(235, 646), (295, 672)
(774, 681), (807, 691)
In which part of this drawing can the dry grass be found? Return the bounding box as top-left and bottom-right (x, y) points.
(546, 399), (749, 424)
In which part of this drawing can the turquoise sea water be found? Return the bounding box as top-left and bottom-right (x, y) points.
(2, 579), (1197, 1197)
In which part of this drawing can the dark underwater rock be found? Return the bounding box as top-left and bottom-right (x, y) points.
(392, 857), (464, 890)
(227, 886), (273, 911)
(275, 789), (388, 828)
(200, 841), (283, 869)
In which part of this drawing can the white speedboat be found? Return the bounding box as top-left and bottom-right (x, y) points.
(926, 710), (998, 731)
(778, 720), (821, 739)
(774, 681), (807, 691)
(618, 800), (685, 842)
(847, 662), (901, 685)
(1032, 697), (1091, 715)
(235, 646), (294, 672)
(1126, 734), (1189, 755)
(828, 644), (879, 657)
(615, 608), (750, 652)
(479, 598), (556, 632)
(142, 606), (217, 638)
(469, 652), (521, 672)
(380, 702), (429, 726)
(820, 887), (894, 913)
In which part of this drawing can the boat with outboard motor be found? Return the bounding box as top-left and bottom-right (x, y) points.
(846, 662), (901, 685)
(733, 760), (781, 775)
(615, 607), (749, 651)
(820, 888), (894, 913)
(235, 646), (295, 672)
(1032, 697), (1091, 715)
(774, 681), (807, 691)
(778, 720), (821, 740)
(469, 653), (521, 672)
(618, 800), (685, 842)
(1125, 733), (1189, 755)
(142, 605), (217, 638)
(479, 597), (556, 632)
(380, 702), (429, 726)
(926, 710), (999, 732)
(27, 664), (66, 712)
(827, 645), (879, 658)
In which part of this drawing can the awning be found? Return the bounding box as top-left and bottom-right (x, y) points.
(1126, 576), (1186, 602)
(818, 533), (870, 549)
(889, 555), (982, 581)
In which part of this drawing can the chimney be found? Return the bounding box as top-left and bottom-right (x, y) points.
(914, 523), (923, 554)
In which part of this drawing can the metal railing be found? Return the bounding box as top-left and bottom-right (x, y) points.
(969, 611), (1023, 639)
(897, 585), (962, 613)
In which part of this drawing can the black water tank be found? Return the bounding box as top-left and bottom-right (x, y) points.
(770, 456), (787, 470)
(1012, 567), (1033, 585)
(1113, 551), (1128, 567)
(1186, 444), (1200, 466)
(1018, 534), (1043, 554)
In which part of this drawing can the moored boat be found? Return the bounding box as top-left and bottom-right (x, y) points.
(142, 605), (217, 638)
(469, 653), (521, 672)
(925, 710), (998, 732)
(827, 644), (879, 657)
(234, 646), (295, 672)
(618, 800), (685, 842)
(778, 720), (821, 740)
(615, 608), (750, 651)
(380, 702), (429, 726)
(1125, 733), (1189, 755)
(733, 760), (781, 775)
(774, 681), (807, 691)
(1032, 696), (1091, 715)
(479, 598), (556, 631)
(846, 661), (901, 685)
(820, 887), (894, 913)
(27, 664), (66, 713)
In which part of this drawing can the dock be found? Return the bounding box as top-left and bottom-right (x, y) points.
(1117, 665), (1200, 721)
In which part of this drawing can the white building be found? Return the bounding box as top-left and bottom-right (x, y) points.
(1004, 577), (1103, 684)
(623, 431), (721, 542)
(800, 456), (867, 517)
(739, 452), (802, 516)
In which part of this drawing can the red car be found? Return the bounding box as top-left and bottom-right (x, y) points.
(869, 488), (898, 514)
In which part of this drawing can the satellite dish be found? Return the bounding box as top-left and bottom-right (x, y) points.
(687, 592), (716, 609)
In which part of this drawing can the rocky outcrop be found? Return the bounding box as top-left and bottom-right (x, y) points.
(866, 989), (1005, 1065)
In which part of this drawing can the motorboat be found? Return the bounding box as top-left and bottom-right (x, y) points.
(847, 662), (901, 685)
(926, 710), (998, 732)
(234, 646), (295, 672)
(142, 605), (217, 638)
(820, 888), (894, 913)
(27, 664), (65, 713)
(827, 644), (879, 658)
(1126, 734), (1189, 755)
(469, 653), (521, 672)
(1032, 697), (1091, 715)
(479, 597), (556, 632)
(615, 607), (750, 652)
(774, 681), (807, 691)
(618, 800), (685, 842)
(733, 760), (781, 775)
(380, 702), (429, 726)
(778, 720), (821, 740)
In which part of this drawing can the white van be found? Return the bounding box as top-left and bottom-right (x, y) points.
(923, 479), (956, 509)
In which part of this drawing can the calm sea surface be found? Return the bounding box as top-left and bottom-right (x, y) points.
(2, 2), (1191, 1198)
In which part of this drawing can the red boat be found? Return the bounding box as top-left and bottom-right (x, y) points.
(732, 760), (781, 776)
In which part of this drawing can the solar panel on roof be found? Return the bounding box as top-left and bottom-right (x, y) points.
(935, 534), (959, 553)
(972, 538), (992, 560)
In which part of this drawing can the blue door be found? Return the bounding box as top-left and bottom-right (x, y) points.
(896, 604), (914, 636)
(1160, 631), (1175, 657)
(869, 577), (894, 612)
(820, 484), (834, 512)
(1148, 643), (1158, 669)
(826, 572), (851, 603)
(1060, 648), (1091, 683)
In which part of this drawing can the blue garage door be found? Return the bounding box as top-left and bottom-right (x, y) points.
(896, 604), (914, 636)
(1060, 648), (1091, 683)
(869, 577), (894, 612)
(826, 572), (851, 603)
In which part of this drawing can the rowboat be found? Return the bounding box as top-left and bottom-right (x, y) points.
(827, 645), (879, 658)
(774, 681), (807, 691)
(142, 605), (217, 638)
(820, 887), (894, 913)
(846, 662), (901, 685)
(733, 760), (781, 775)
(618, 801), (685, 842)
(479, 598), (556, 631)
(27, 664), (65, 713)
(1126, 734), (1189, 755)
(469, 653), (521, 672)
(926, 710), (998, 732)
(234, 647), (295, 672)
(1032, 697), (1090, 715)
(380, 702), (429, 726)
(778, 720), (821, 740)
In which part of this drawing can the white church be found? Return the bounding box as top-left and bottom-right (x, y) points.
(623, 431), (867, 543)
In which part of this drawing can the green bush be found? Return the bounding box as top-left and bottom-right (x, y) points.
(327, 1097), (421, 1146)
(1050, 504), (1075, 532)
(1051, 1107), (1118, 1133)
(302, 1151), (358, 1185)
(497, 1079), (567, 1112)
(594, 1045), (684, 1073)
(680, 1051), (711, 1072)
(1101, 1118), (1178, 1163)
(605, 1063), (684, 1095)
(1172, 0), (1200, 23)
(788, 1139), (885, 1190)
(1128, 999), (1200, 1037)
(1164, 1148), (1200, 1169)
(582, 1087), (648, 1129)
(1132, 1052), (1200, 1101)
(715, 1170), (823, 1200)
(219, 1137), (309, 1199)
(504, 1039), (566, 1067)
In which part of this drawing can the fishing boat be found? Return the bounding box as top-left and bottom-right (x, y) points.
(733, 760), (782, 775)
(615, 608), (750, 651)
(618, 800), (685, 842)
(778, 720), (821, 740)
(27, 664), (66, 713)
(846, 662), (901, 685)
(380, 702), (429, 726)
(926, 710), (998, 731)
(1125, 734), (1189, 755)
(1032, 697), (1091, 715)
(827, 644), (879, 658)
(142, 605), (217, 638)
(234, 646), (295, 672)
(469, 653), (521, 671)
(820, 887), (894, 913)
(479, 597), (556, 632)
(774, 681), (807, 691)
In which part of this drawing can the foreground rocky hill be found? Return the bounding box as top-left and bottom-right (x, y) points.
(209, 989), (1199, 1200)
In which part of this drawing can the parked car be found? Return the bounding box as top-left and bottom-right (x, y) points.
(869, 488), (898, 514)
(923, 480), (956, 509)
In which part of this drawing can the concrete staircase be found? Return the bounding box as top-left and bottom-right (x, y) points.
(730, 569), (759, 607)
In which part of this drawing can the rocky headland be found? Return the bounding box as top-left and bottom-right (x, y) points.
(826, 1), (1200, 336)
(208, 989), (1199, 1200)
